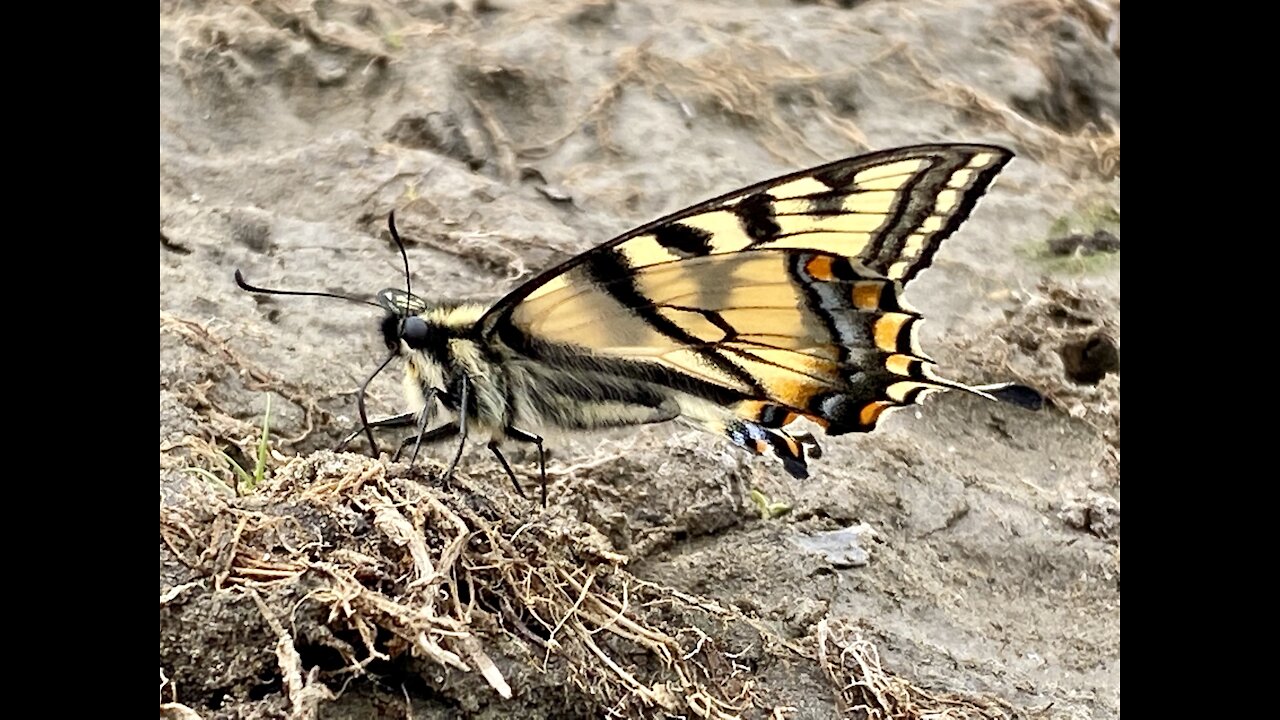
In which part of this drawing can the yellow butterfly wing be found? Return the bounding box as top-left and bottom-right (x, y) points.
(480, 144), (1032, 439)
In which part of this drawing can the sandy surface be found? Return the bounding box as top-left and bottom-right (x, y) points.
(160, 1), (1119, 717)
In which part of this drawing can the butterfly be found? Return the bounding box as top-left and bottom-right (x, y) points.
(236, 144), (1042, 505)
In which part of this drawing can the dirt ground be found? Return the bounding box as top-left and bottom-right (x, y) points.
(160, 1), (1119, 718)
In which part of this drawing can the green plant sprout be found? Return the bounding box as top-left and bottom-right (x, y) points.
(750, 488), (792, 519)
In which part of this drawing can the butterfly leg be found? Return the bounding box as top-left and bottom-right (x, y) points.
(502, 426), (548, 508)
(487, 442), (528, 499)
(336, 411), (417, 452)
(442, 376), (470, 485)
(406, 388), (444, 467)
(356, 351), (399, 458)
(391, 422), (460, 462)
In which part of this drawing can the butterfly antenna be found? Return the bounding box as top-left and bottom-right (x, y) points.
(387, 211), (412, 310)
(234, 269), (381, 309)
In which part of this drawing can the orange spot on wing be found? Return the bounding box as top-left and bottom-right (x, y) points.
(738, 400), (768, 421)
(852, 281), (884, 310)
(804, 413), (830, 429)
(753, 439), (769, 455)
(805, 255), (836, 281)
(781, 434), (801, 458)
(859, 401), (895, 427)
(885, 354), (916, 376)
(735, 402), (802, 427)
(873, 314), (912, 352)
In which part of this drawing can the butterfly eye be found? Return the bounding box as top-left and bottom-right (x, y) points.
(400, 316), (429, 347)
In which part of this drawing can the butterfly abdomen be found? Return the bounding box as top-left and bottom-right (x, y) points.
(502, 360), (682, 433)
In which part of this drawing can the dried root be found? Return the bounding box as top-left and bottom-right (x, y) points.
(161, 452), (770, 716)
(818, 619), (1018, 720)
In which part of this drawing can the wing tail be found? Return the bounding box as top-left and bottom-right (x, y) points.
(972, 382), (1045, 410)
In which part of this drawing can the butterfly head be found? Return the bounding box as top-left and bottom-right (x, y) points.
(376, 288), (433, 353)
(234, 212), (476, 458)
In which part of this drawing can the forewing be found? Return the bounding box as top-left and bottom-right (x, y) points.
(480, 143), (1011, 334)
(479, 144), (1013, 434)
